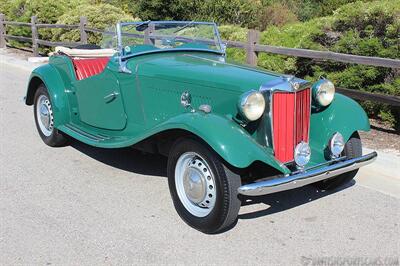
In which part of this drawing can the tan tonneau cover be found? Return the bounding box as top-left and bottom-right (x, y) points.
(51, 46), (116, 58)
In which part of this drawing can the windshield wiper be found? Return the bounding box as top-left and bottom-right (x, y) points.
(173, 21), (194, 34)
(136, 20), (151, 31)
(167, 21), (196, 45)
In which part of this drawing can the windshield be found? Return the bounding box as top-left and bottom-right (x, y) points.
(116, 21), (223, 57)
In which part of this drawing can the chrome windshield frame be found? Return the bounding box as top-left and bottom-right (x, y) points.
(116, 21), (224, 60)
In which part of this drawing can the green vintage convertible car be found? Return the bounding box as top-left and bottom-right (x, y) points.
(26, 21), (377, 233)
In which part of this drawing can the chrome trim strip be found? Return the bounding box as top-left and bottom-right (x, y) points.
(121, 48), (224, 61)
(238, 152), (377, 196)
(120, 21), (218, 26)
(259, 76), (311, 93)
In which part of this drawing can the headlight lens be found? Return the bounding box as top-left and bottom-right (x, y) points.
(294, 141), (311, 168)
(330, 132), (345, 158)
(313, 79), (335, 106)
(238, 91), (266, 121)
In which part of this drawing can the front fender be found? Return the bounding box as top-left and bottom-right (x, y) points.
(159, 112), (290, 174)
(25, 64), (69, 127)
(309, 93), (370, 164)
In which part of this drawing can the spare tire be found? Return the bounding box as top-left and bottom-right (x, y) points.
(75, 44), (101, 50)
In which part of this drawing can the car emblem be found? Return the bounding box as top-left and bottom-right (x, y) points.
(180, 91), (192, 107)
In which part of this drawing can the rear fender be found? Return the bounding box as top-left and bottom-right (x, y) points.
(25, 64), (69, 127)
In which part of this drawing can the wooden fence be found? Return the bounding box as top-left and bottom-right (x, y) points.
(1, 14), (399, 107)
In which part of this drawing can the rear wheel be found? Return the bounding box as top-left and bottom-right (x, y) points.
(314, 132), (362, 190)
(33, 84), (68, 147)
(167, 138), (241, 234)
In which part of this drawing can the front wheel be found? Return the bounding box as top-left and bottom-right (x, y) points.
(167, 138), (242, 234)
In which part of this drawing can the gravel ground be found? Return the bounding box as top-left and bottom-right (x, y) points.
(360, 119), (400, 153)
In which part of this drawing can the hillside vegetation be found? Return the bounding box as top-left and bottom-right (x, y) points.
(221, 1), (400, 128)
(1, 0), (399, 128)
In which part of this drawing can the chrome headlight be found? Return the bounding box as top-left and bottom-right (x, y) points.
(238, 91), (266, 121)
(294, 141), (311, 168)
(312, 79), (335, 106)
(330, 132), (345, 158)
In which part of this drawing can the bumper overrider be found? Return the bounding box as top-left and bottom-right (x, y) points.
(238, 152), (377, 196)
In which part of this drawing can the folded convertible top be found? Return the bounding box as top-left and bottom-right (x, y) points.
(51, 46), (117, 58)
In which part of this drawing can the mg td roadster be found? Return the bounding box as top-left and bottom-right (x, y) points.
(25, 21), (377, 233)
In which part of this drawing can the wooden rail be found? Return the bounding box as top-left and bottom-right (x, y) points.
(0, 13), (399, 106)
(337, 88), (400, 107)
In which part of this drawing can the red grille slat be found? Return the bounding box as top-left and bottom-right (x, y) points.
(272, 88), (311, 163)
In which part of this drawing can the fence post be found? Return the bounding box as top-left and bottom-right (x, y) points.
(144, 23), (155, 45)
(0, 14), (5, 48)
(31, 16), (38, 56)
(79, 16), (87, 44)
(246, 29), (260, 66)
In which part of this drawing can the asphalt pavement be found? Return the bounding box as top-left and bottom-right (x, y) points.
(1, 51), (399, 265)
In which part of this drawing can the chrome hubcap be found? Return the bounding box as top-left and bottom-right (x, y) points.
(36, 95), (54, 137)
(175, 152), (216, 217)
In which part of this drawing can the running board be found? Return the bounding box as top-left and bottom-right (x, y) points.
(64, 124), (110, 142)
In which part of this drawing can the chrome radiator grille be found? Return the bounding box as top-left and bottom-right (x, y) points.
(272, 88), (311, 163)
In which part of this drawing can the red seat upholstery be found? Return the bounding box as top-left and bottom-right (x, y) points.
(72, 57), (110, 80)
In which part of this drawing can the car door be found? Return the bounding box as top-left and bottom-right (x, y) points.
(72, 64), (127, 130)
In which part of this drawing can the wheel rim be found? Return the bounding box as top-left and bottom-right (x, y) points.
(36, 95), (54, 137)
(175, 152), (216, 217)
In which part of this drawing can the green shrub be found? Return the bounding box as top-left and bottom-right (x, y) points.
(52, 4), (132, 46)
(257, 3), (298, 31)
(288, 0), (375, 22)
(0, 0), (13, 17)
(130, 0), (261, 28)
(2, 0), (83, 51)
(88, 0), (134, 16)
(194, 0), (260, 28)
(218, 25), (247, 63)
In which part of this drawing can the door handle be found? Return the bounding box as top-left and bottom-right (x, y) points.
(104, 91), (119, 103)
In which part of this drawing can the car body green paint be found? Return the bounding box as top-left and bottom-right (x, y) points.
(27, 63), (70, 127)
(26, 49), (370, 175)
(308, 94), (370, 166)
(154, 112), (289, 174)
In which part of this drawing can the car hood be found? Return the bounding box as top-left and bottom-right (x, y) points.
(130, 52), (282, 93)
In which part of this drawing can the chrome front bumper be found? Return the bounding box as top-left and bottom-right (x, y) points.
(238, 152), (377, 196)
